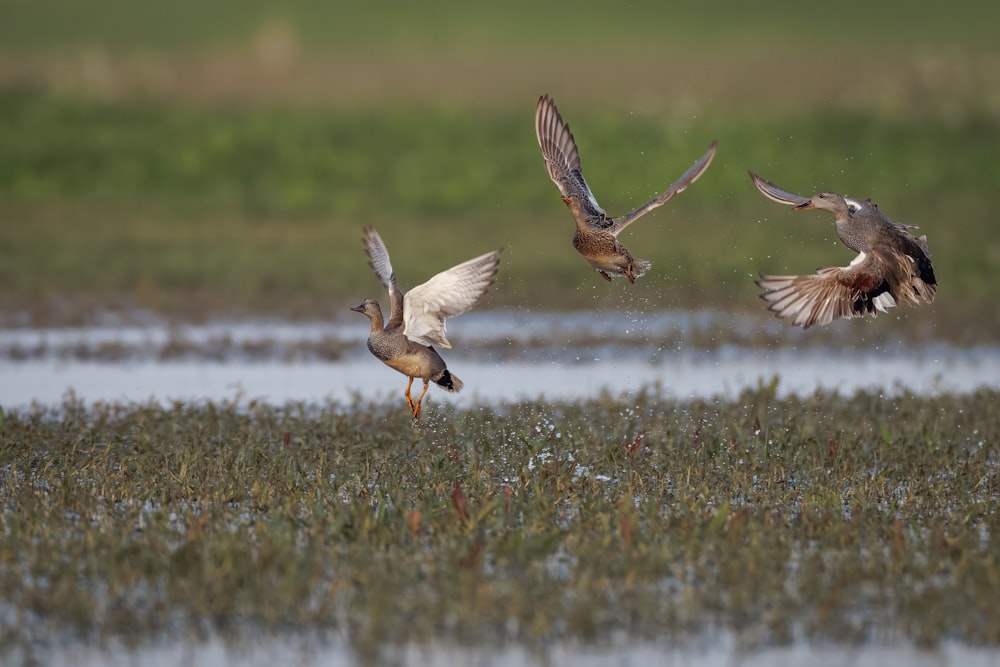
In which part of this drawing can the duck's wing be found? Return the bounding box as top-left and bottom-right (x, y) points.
(871, 231), (938, 304)
(756, 251), (896, 328)
(535, 95), (610, 226)
(860, 199), (920, 230)
(748, 171), (812, 207)
(402, 248), (502, 348)
(612, 140), (717, 235)
(362, 227), (404, 327)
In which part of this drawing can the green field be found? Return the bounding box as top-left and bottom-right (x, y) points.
(3, 0), (998, 51)
(0, 0), (998, 339)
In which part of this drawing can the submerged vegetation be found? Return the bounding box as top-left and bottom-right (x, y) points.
(1, 389), (998, 661)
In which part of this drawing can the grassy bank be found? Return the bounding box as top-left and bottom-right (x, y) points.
(1, 389), (998, 661)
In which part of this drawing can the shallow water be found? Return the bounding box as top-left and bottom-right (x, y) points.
(4, 348), (999, 409)
(1, 312), (998, 409)
(21, 636), (1000, 667)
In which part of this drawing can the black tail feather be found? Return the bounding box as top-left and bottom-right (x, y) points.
(433, 370), (464, 393)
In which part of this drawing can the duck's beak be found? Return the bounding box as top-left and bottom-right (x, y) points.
(350, 303), (366, 313)
(793, 201), (815, 211)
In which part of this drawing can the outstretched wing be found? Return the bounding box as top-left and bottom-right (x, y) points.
(403, 248), (502, 348)
(747, 171), (812, 207)
(612, 139), (718, 235)
(361, 227), (404, 326)
(535, 95), (609, 225)
(756, 252), (896, 328)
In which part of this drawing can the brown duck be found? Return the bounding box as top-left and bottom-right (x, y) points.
(535, 94), (717, 282)
(749, 171), (937, 328)
(351, 227), (501, 418)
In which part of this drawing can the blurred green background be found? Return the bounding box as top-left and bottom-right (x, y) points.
(1, 0), (997, 339)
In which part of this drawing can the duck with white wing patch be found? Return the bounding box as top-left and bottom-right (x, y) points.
(351, 227), (502, 419)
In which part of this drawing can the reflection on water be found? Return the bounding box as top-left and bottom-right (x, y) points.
(1, 312), (998, 409)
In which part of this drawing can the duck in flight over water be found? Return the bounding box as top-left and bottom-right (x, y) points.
(748, 171), (937, 328)
(351, 227), (501, 418)
(535, 94), (717, 283)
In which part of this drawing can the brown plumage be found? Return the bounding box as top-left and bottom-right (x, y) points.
(535, 94), (717, 282)
(749, 171), (937, 328)
(351, 227), (501, 418)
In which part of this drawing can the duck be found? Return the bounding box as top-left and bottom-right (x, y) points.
(748, 171), (937, 328)
(351, 227), (501, 418)
(535, 94), (717, 283)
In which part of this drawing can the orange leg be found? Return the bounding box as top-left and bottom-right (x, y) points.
(403, 376), (417, 415)
(625, 262), (635, 283)
(599, 270), (613, 282)
(412, 380), (431, 419)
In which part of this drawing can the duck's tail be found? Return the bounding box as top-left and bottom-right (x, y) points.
(433, 370), (464, 393)
(630, 258), (651, 280)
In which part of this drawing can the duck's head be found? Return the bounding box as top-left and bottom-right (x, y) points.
(350, 298), (381, 318)
(561, 195), (583, 215)
(795, 192), (852, 215)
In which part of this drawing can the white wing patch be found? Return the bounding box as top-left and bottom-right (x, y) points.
(873, 292), (897, 313)
(402, 249), (501, 348)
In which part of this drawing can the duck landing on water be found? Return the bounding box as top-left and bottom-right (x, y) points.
(748, 171), (937, 329)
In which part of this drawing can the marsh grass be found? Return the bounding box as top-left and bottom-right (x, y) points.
(1, 389), (998, 661)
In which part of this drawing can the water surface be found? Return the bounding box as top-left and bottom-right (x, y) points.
(2, 311), (997, 409)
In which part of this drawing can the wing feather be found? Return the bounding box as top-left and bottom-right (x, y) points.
(747, 171), (812, 207)
(757, 253), (892, 328)
(613, 140), (718, 234)
(535, 95), (607, 220)
(403, 248), (502, 348)
(361, 227), (404, 325)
